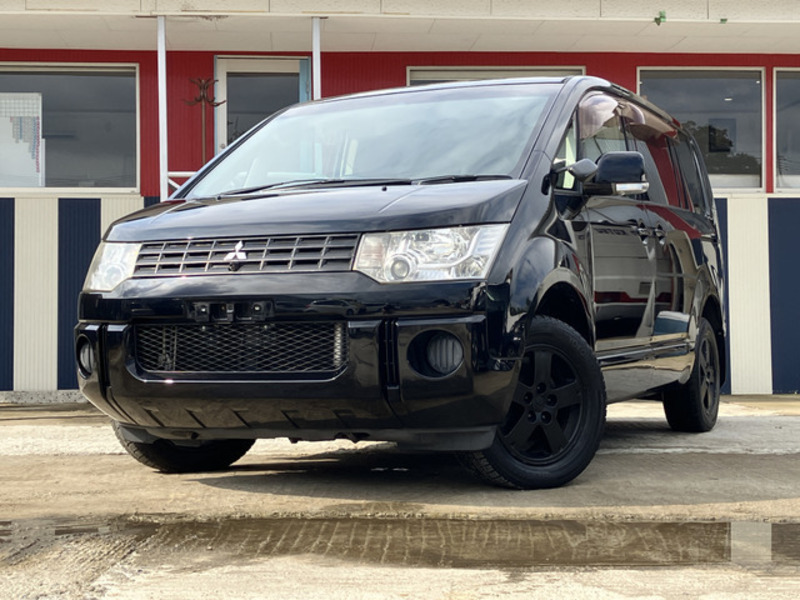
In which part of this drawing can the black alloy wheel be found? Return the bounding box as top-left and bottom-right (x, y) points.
(663, 317), (720, 432)
(502, 344), (587, 464)
(464, 316), (606, 489)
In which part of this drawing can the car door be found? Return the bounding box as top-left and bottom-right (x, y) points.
(626, 110), (699, 361)
(575, 95), (656, 350)
(553, 94), (658, 398)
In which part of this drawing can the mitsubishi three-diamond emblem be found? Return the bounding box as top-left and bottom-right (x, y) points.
(224, 241), (247, 271)
(224, 240), (247, 261)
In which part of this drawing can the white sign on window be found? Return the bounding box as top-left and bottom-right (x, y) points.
(0, 92), (44, 187)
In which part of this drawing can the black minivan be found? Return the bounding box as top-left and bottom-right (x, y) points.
(76, 76), (725, 489)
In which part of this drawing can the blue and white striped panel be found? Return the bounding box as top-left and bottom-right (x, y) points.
(10, 194), (145, 392)
(1, 193), (785, 395)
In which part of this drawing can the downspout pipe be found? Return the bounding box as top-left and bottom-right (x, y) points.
(157, 16), (168, 201)
(312, 16), (322, 100)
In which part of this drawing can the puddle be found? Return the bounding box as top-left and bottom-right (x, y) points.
(5, 517), (794, 570)
(151, 518), (736, 568)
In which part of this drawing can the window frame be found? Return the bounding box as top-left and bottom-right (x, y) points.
(623, 101), (694, 212)
(555, 92), (712, 216)
(575, 92), (629, 163)
(636, 66), (766, 194)
(213, 56), (310, 154)
(0, 62), (140, 194)
(773, 67), (800, 193)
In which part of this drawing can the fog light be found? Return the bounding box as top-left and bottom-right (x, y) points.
(76, 337), (96, 378)
(426, 332), (464, 376)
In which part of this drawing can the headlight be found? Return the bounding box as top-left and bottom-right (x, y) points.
(83, 242), (141, 292)
(354, 224), (508, 283)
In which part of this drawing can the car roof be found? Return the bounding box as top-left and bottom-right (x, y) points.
(304, 75), (680, 130)
(319, 75), (609, 102)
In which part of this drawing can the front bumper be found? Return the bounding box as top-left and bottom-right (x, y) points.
(75, 274), (520, 450)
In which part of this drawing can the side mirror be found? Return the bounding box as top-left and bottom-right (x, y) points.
(549, 158), (599, 218)
(543, 157), (598, 194)
(591, 151), (649, 196)
(567, 158), (599, 182)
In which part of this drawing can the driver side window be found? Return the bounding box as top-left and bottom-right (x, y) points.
(554, 120), (578, 191)
(553, 94), (628, 192)
(577, 94), (628, 162)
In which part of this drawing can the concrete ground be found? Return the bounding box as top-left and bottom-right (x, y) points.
(0, 395), (798, 599)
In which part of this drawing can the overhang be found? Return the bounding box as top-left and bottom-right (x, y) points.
(1, 11), (800, 54)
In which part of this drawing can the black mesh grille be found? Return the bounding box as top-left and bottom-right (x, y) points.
(134, 323), (348, 376)
(134, 234), (359, 277)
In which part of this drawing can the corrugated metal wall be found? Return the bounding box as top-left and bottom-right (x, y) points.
(57, 198), (101, 389)
(727, 196), (774, 394)
(14, 196), (59, 391)
(0, 198), (13, 391)
(768, 198), (800, 393)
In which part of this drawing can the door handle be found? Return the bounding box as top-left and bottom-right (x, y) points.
(633, 221), (650, 243)
(653, 225), (666, 245)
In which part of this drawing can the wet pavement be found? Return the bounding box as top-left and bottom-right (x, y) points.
(4, 516), (798, 569)
(1, 396), (799, 598)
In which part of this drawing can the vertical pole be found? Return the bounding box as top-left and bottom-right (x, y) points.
(312, 16), (322, 100)
(157, 16), (169, 201)
(200, 101), (206, 164)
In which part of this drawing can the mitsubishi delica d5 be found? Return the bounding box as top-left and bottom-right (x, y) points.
(76, 77), (726, 489)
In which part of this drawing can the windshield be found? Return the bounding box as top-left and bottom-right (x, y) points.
(184, 83), (558, 198)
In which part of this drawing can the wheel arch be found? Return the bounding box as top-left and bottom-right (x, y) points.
(534, 280), (594, 347)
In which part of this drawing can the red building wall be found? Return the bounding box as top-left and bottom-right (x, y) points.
(4, 48), (800, 196)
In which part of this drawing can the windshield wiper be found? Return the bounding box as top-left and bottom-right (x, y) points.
(215, 178), (339, 197)
(216, 178), (413, 198)
(211, 175), (509, 198)
(415, 174), (513, 185)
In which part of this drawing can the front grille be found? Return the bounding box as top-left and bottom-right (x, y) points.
(134, 234), (359, 277)
(134, 322), (348, 377)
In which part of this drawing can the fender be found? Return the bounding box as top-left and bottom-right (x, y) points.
(493, 234), (593, 360)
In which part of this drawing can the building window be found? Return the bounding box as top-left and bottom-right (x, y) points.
(0, 65), (137, 189)
(407, 67), (583, 86)
(776, 70), (800, 189)
(639, 69), (763, 190)
(215, 57), (309, 153)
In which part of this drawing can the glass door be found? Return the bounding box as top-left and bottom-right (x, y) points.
(215, 57), (310, 153)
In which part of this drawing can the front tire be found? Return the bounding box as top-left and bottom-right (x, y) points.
(112, 421), (255, 473)
(464, 316), (606, 489)
(662, 317), (720, 432)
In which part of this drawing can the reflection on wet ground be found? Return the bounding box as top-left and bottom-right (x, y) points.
(2, 516), (797, 570)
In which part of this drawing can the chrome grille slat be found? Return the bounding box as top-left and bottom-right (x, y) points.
(134, 323), (349, 376)
(134, 234), (359, 276)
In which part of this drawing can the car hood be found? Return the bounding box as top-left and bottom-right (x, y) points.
(107, 180), (527, 241)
